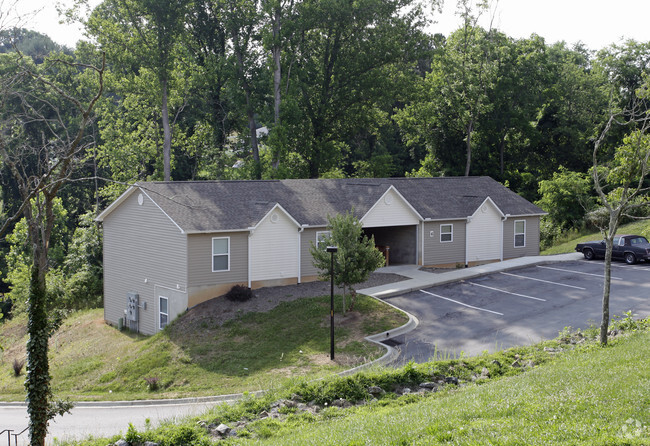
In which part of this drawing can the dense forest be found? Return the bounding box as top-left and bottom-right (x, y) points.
(1, 0), (649, 312)
(3, 2), (650, 441)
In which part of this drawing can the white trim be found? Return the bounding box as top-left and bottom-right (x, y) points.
(440, 223), (453, 243)
(251, 203), (301, 231)
(360, 185), (424, 224)
(514, 219), (526, 248)
(140, 188), (185, 234)
(470, 196), (505, 219)
(186, 228), (251, 235)
(298, 228), (303, 284)
(247, 231), (252, 288)
(421, 223), (425, 265)
(95, 186), (137, 222)
(212, 236), (231, 272)
(159, 296), (169, 330)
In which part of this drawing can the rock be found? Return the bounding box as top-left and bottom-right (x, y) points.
(419, 382), (438, 390)
(444, 376), (459, 385)
(491, 360), (501, 367)
(215, 423), (231, 436)
(291, 393), (303, 403)
(480, 367), (490, 378)
(367, 386), (385, 396)
(283, 399), (297, 408)
(401, 387), (412, 394)
(543, 347), (557, 352)
(144, 442), (159, 446)
(259, 410), (269, 419)
(115, 440), (128, 446)
(331, 398), (352, 408)
(511, 359), (521, 368)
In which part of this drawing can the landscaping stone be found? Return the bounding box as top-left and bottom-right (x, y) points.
(367, 385), (385, 395)
(215, 423), (231, 436)
(418, 382), (438, 390)
(445, 376), (459, 385)
(144, 442), (159, 446)
(114, 440), (128, 446)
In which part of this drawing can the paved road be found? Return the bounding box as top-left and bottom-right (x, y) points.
(0, 399), (228, 445)
(384, 260), (650, 364)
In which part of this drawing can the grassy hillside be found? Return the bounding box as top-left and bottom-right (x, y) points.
(76, 317), (650, 445)
(541, 219), (650, 255)
(0, 294), (407, 401)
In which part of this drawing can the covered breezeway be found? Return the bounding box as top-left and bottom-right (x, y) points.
(363, 225), (418, 265)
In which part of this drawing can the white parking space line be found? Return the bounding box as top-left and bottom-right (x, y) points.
(500, 272), (586, 290)
(420, 289), (504, 316)
(466, 281), (547, 302)
(537, 265), (622, 280)
(604, 263), (650, 271)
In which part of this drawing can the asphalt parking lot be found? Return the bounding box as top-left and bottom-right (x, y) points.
(383, 260), (650, 363)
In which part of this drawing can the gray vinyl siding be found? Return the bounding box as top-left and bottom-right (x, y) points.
(103, 191), (187, 335)
(503, 217), (540, 259)
(187, 232), (248, 286)
(300, 228), (322, 278)
(423, 220), (466, 266)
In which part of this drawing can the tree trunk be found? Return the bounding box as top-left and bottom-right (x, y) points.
(272, 5), (281, 127)
(162, 78), (172, 181)
(499, 134), (506, 177)
(465, 119), (474, 176)
(271, 6), (282, 171)
(599, 238), (613, 345)
(26, 255), (50, 446)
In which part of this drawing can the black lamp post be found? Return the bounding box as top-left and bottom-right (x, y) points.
(326, 245), (338, 360)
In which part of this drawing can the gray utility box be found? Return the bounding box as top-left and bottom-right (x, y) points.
(126, 292), (139, 322)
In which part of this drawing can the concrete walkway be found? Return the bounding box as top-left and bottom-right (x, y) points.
(357, 252), (583, 298)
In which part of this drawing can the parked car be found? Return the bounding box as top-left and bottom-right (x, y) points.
(575, 234), (650, 264)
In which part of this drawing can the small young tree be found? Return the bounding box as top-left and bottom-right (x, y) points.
(310, 211), (386, 314)
(592, 101), (650, 345)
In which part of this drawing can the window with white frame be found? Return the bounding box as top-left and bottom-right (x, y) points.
(440, 224), (453, 243)
(514, 220), (526, 247)
(159, 296), (168, 330)
(212, 237), (230, 272)
(316, 231), (331, 249)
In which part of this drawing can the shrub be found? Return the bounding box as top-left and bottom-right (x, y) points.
(12, 358), (24, 377)
(144, 376), (160, 391)
(225, 285), (254, 302)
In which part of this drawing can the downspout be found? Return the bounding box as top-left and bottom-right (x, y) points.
(247, 228), (254, 288)
(501, 214), (510, 262)
(298, 227), (304, 283)
(465, 217), (471, 267)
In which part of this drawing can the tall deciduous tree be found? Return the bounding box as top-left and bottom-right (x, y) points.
(87, 0), (188, 181)
(0, 51), (104, 445)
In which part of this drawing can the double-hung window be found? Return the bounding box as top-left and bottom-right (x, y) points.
(514, 220), (526, 247)
(316, 231), (331, 249)
(159, 296), (168, 330)
(440, 224), (453, 243)
(212, 237), (230, 272)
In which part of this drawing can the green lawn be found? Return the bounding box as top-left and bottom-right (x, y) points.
(0, 294), (407, 401)
(73, 318), (650, 446)
(541, 219), (650, 255)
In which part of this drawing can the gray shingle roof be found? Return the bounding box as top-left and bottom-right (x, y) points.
(129, 177), (544, 233)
